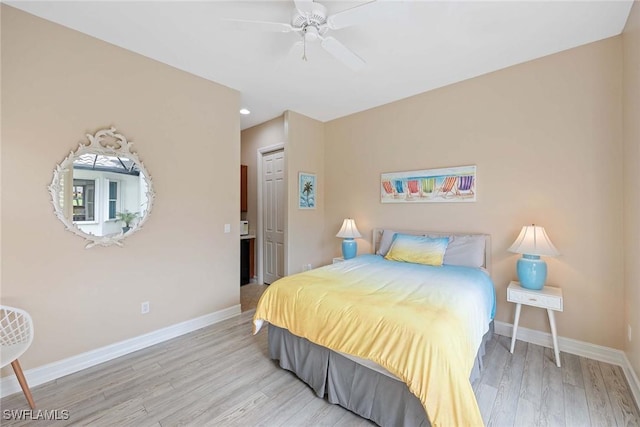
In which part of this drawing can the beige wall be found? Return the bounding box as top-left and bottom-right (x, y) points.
(1, 5), (240, 372)
(325, 37), (625, 349)
(284, 111), (329, 272)
(623, 0), (640, 377)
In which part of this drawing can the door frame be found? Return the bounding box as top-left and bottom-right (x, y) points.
(256, 143), (286, 284)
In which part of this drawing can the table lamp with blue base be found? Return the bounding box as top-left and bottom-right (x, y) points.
(336, 218), (361, 260)
(508, 224), (559, 290)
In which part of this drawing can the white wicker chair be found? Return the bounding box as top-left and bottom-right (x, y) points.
(0, 305), (35, 409)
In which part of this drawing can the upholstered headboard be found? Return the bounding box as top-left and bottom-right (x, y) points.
(372, 228), (492, 275)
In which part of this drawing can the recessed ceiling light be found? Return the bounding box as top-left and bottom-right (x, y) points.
(239, 108), (251, 115)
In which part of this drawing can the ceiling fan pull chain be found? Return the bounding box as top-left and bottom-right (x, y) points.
(302, 28), (308, 61)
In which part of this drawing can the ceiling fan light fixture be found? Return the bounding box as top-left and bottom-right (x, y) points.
(303, 26), (320, 41)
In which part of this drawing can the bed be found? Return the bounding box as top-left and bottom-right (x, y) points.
(253, 229), (496, 427)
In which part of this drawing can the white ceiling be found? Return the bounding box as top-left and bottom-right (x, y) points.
(7, 1), (634, 130)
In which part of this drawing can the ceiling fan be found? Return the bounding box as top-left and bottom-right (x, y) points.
(226, 0), (381, 71)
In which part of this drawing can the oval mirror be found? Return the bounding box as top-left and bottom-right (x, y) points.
(49, 127), (155, 248)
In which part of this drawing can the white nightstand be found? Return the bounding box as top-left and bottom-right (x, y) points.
(332, 257), (345, 264)
(507, 281), (563, 367)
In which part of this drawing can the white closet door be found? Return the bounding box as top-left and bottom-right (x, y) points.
(262, 149), (285, 284)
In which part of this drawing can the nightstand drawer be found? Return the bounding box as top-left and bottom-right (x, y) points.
(507, 287), (563, 311)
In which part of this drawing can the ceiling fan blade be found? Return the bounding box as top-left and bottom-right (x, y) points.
(222, 19), (296, 33)
(289, 41), (305, 58)
(320, 36), (365, 71)
(293, 0), (314, 14)
(326, 0), (381, 30)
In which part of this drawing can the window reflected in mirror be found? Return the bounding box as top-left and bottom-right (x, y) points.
(72, 179), (95, 221)
(59, 154), (150, 236)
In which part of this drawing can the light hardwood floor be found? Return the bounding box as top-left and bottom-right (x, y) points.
(1, 311), (638, 426)
(240, 283), (269, 312)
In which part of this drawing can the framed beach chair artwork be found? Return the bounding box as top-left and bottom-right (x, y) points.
(380, 165), (476, 203)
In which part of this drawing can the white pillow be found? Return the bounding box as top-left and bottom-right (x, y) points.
(442, 235), (486, 268)
(376, 229), (397, 256)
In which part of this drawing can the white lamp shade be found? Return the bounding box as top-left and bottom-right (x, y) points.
(336, 218), (362, 239)
(508, 225), (559, 257)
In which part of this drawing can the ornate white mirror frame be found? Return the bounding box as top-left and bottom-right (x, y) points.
(49, 127), (155, 248)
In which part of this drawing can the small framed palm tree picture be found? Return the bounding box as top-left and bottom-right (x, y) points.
(298, 172), (316, 209)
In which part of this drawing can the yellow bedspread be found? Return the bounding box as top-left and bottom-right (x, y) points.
(254, 255), (495, 427)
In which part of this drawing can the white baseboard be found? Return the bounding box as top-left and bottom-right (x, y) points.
(495, 320), (640, 408)
(0, 305), (241, 398)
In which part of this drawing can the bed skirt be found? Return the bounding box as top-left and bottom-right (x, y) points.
(268, 323), (493, 427)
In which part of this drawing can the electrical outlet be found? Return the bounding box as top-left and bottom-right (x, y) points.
(141, 301), (150, 314)
(629, 324), (632, 342)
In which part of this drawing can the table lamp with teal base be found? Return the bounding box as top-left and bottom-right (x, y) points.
(508, 224), (559, 290)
